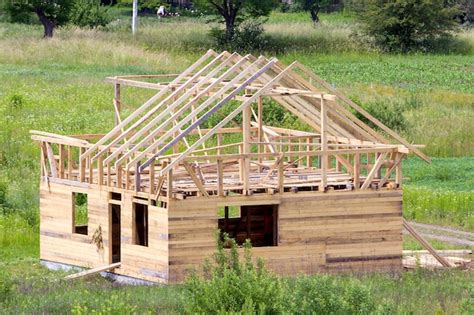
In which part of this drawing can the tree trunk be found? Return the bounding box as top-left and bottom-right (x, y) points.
(224, 12), (236, 39)
(310, 6), (321, 25)
(36, 9), (55, 38)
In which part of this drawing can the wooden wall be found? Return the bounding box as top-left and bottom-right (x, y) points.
(40, 181), (109, 268)
(115, 195), (169, 283)
(40, 181), (169, 283)
(41, 181), (401, 284)
(167, 190), (402, 283)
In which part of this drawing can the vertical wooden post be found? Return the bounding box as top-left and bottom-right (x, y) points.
(107, 162), (111, 187)
(67, 146), (72, 180)
(319, 97), (328, 191)
(354, 153), (360, 189)
(117, 165), (123, 189)
(217, 159), (224, 197)
(257, 96), (263, 170)
(278, 155), (284, 193)
(114, 83), (121, 126)
(79, 148), (85, 182)
(242, 105), (251, 194)
(58, 144), (65, 179)
(149, 160), (155, 195)
(167, 167), (173, 200)
(88, 156), (93, 184)
(396, 154), (403, 188)
(217, 133), (222, 155)
(306, 137), (311, 167)
(98, 156), (104, 186)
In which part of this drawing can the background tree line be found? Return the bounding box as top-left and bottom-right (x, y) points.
(1, 0), (472, 52)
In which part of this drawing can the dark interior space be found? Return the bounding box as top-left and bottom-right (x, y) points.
(218, 204), (278, 247)
(111, 203), (121, 263)
(134, 203), (148, 247)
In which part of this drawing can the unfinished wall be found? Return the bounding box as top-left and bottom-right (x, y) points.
(40, 181), (109, 268)
(40, 181), (402, 284)
(167, 190), (402, 283)
(115, 194), (169, 283)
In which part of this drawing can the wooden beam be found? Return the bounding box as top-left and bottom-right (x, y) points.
(360, 152), (387, 189)
(242, 103), (251, 193)
(65, 262), (121, 280)
(319, 96), (327, 191)
(217, 159), (224, 197)
(182, 161), (209, 197)
(403, 219), (452, 267)
(147, 59), (291, 175)
(82, 49), (217, 160)
(353, 153), (360, 189)
(122, 55), (264, 169)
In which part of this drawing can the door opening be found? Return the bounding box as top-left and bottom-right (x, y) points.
(110, 204), (121, 263)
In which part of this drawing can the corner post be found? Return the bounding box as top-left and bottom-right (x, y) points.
(319, 96), (328, 191)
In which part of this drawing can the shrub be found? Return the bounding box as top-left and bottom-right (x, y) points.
(353, 0), (460, 52)
(183, 234), (285, 313)
(284, 276), (376, 314)
(211, 19), (270, 53)
(69, 0), (112, 29)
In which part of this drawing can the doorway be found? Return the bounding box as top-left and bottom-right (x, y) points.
(110, 203), (121, 263)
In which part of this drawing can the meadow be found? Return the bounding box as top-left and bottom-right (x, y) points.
(0, 9), (473, 314)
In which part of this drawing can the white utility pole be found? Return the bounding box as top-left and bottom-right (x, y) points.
(132, 0), (138, 35)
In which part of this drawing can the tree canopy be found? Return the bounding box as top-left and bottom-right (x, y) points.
(195, 0), (277, 38)
(354, 0), (460, 52)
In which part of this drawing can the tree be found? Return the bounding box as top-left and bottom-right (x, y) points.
(69, 0), (111, 29)
(354, 0), (460, 52)
(5, 0), (74, 38)
(295, 0), (331, 25)
(195, 0), (277, 39)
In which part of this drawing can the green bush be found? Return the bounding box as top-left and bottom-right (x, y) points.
(284, 276), (376, 314)
(184, 233), (378, 314)
(353, 0), (460, 52)
(69, 0), (112, 29)
(211, 19), (270, 53)
(183, 235), (285, 313)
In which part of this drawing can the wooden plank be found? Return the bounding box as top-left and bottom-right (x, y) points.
(403, 219), (452, 267)
(45, 142), (58, 178)
(360, 153), (387, 189)
(182, 161), (209, 197)
(319, 96), (327, 191)
(64, 262), (121, 280)
(217, 159), (224, 197)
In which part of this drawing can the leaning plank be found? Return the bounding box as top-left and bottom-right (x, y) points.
(182, 161), (209, 197)
(64, 262), (121, 280)
(403, 219), (452, 268)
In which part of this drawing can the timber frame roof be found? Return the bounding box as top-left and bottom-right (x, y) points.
(31, 49), (429, 198)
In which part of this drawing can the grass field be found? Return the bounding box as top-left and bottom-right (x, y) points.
(0, 10), (473, 314)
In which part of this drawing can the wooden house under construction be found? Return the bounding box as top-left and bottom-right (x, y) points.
(32, 50), (431, 284)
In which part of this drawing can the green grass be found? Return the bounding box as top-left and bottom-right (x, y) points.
(403, 157), (474, 230)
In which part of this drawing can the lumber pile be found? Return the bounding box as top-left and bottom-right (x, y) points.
(402, 250), (472, 269)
